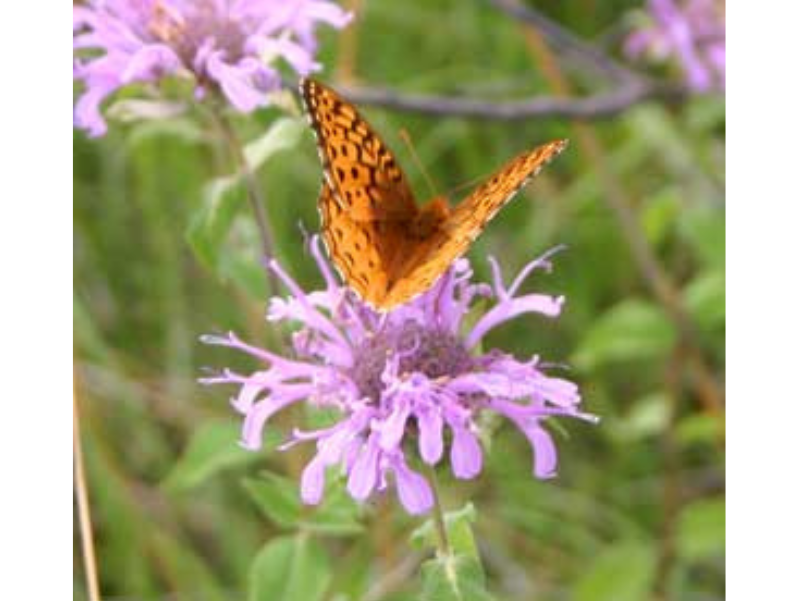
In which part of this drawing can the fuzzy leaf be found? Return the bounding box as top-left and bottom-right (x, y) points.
(573, 300), (675, 370)
(574, 541), (656, 601)
(248, 535), (331, 601)
(244, 473), (302, 528)
(420, 553), (495, 601)
(164, 421), (273, 492)
(676, 497), (725, 561)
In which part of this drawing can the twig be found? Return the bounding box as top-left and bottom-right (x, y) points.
(486, 0), (644, 84)
(328, 0), (685, 122)
(653, 346), (683, 600)
(336, 80), (684, 122)
(74, 370), (102, 601)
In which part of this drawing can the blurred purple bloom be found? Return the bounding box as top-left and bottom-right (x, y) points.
(73, 0), (352, 136)
(626, 0), (725, 92)
(201, 238), (597, 515)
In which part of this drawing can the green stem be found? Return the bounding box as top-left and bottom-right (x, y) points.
(209, 109), (281, 298)
(425, 463), (451, 557)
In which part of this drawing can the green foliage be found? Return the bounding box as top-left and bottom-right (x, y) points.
(164, 420), (276, 492)
(248, 534), (332, 601)
(573, 541), (657, 601)
(412, 504), (495, 601)
(573, 299), (676, 370)
(412, 503), (480, 560)
(676, 497), (725, 562)
(186, 117), (305, 286)
(421, 554), (495, 601)
(244, 472), (363, 536)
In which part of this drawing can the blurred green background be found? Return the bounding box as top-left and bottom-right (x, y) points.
(74, 1), (724, 599)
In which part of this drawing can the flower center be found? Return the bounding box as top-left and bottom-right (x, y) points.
(349, 321), (473, 403)
(148, 0), (247, 64)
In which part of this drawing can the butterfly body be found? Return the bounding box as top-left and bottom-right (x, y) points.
(301, 78), (567, 311)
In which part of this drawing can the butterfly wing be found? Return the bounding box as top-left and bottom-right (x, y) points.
(301, 78), (418, 222)
(381, 140), (568, 309)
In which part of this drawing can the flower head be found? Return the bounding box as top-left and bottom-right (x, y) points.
(202, 238), (597, 514)
(73, 0), (352, 136)
(626, 0), (725, 92)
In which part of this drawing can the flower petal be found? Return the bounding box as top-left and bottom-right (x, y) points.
(347, 434), (380, 500)
(392, 457), (433, 515)
(379, 396), (411, 451)
(526, 422), (558, 479)
(450, 427), (483, 479)
(121, 44), (182, 83)
(205, 53), (266, 112)
(300, 455), (326, 505)
(417, 408), (444, 465)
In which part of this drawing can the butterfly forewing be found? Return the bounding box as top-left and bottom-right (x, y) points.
(381, 141), (568, 308)
(301, 78), (418, 222)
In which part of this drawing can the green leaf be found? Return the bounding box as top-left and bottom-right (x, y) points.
(573, 300), (676, 370)
(185, 117), (304, 273)
(245, 471), (363, 535)
(676, 497), (725, 562)
(420, 553), (495, 601)
(683, 270), (725, 332)
(680, 207), (725, 269)
(185, 174), (244, 271)
(676, 413), (723, 446)
(148, 529), (227, 601)
(216, 242), (269, 299)
(610, 392), (670, 441)
(243, 116), (306, 172)
(163, 421), (272, 492)
(641, 188), (681, 247)
(302, 482), (364, 537)
(126, 116), (207, 146)
(243, 473), (302, 528)
(411, 503), (479, 560)
(573, 541), (657, 601)
(248, 534), (332, 601)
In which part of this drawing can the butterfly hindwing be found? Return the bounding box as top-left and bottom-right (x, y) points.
(319, 182), (411, 305)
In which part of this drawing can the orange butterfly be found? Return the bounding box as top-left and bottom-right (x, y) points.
(300, 78), (567, 311)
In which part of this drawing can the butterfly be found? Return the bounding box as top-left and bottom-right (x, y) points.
(300, 78), (567, 312)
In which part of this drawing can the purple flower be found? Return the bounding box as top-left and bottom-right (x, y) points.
(201, 238), (597, 515)
(73, 0), (352, 136)
(626, 0), (725, 92)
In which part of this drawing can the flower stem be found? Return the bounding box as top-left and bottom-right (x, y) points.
(424, 463), (451, 557)
(210, 109), (281, 297)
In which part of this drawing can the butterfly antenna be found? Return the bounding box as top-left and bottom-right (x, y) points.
(399, 129), (440, 198)
(443, 172), (491, 199)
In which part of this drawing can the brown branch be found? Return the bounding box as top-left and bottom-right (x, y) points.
(486, 0), (643, 84)
(335, 81), (685, 121)
(322, 0), (686, 122)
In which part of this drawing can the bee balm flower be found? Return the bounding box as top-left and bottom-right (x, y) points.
(73, 0), (352, 136)
(202, 238), (597, 514)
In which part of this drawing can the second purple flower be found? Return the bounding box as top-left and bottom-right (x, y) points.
(73, 0), (353, 136)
